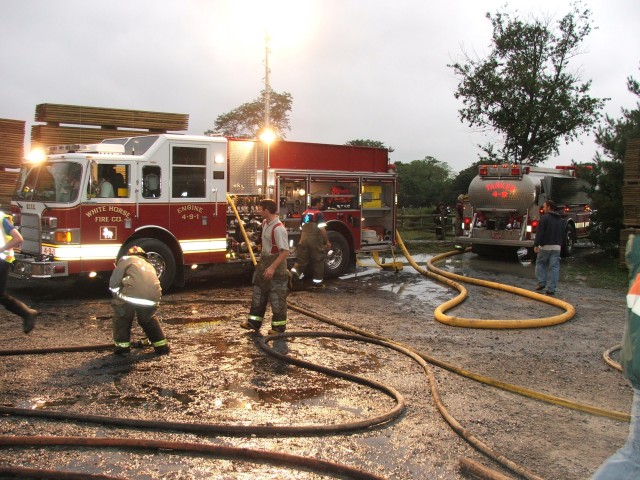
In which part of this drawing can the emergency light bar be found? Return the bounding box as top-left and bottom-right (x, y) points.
(47, 144), (125, 155)
(478, 164), (529, 177)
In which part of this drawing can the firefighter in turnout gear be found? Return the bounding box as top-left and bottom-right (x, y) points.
(241, 199), (290, 334)
(291, 197), (331, 287)
(109, 246), (169, 355)
(0, 211), (39, 334)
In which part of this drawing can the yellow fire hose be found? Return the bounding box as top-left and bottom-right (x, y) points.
(227, 199), (627, 423)
(394, 231), (576, 329)
(226, 194), (257, 266)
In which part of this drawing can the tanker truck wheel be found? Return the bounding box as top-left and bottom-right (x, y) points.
(325, 232), (350, 277)
(561, 225), (576, 257)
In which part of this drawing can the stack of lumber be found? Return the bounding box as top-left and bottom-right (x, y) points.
(0, 118), (25, 209)
(31, 103), (189, 149)
(621, 139), (640, 266)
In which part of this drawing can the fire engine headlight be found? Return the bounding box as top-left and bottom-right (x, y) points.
(42, 216), (58, 229)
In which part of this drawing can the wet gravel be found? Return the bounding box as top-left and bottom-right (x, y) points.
(0, 247), (631, 479)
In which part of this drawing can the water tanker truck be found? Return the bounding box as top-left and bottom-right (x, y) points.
(455, 164), (592, 257)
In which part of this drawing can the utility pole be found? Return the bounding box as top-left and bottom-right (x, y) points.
(261, 32), (273, 195)
(264, 32), (271, 133)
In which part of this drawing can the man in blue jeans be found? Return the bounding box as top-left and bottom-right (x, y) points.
(533, 200), (565, 295)
(591, 233), (640, 479)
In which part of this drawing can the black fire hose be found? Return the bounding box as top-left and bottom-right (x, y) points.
(0, 344), (113, 356)
(0, 465), (123, 479)
(0, 435), (386, 480)
(0, 333), (404, 436)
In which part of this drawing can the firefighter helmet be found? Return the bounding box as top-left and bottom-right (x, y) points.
(127, 246), (146, 256)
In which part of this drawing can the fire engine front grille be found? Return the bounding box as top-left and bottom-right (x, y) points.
(20, 213), (42, 255)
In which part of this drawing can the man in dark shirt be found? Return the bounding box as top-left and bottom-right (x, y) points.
(533, 200), (565, 295)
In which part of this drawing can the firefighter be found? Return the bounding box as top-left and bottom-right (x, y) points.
(0, 210), (39, 334)
(109, 246), (169, 355)
(291, 197), (331, 287)
(455, 194), (464, 236)
(591, 233), (640, 478)
(433, 202), (447, 240)
(240, 199), (290, 334)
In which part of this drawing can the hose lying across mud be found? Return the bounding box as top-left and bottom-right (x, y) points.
(394, 232), (576, 329)
(0, 230), (628, 480)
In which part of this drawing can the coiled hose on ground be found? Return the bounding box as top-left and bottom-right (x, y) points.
(394, 232), (576, 329)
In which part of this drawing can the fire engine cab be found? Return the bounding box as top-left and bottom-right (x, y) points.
(455, 164), (591, 257)
(10, 134), (397, 290)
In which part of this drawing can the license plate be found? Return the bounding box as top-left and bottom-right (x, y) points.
(491, 232), (502, 240)
(42, 246), (55, 256)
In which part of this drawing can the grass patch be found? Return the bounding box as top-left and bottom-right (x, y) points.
(563, 249), (628, 291)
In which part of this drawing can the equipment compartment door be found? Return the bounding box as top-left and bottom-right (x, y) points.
(169, 143), (227, 265)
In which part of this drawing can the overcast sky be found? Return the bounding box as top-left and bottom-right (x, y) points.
(1, 0), (638, 173)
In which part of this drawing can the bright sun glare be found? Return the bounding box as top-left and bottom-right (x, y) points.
(230, 0), (318, 50)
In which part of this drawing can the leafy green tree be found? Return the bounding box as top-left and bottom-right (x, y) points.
(396, 157), (452, 208)
(345, 139), (394, 152)
(589, 69), (640, 251)
(205, 90), (293, 138)
(450, 161), (484, 199)
(449, 3), (606, 164)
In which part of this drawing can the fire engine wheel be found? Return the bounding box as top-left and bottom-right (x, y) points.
(325, 232), (350, 277)
(561, 225), (576, 257)
(127, 239), (176, 290)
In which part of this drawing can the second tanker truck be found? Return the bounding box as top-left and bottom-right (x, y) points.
(455, 164), (592, 257)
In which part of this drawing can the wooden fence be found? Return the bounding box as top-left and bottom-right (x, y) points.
(397, 213), (455, 233)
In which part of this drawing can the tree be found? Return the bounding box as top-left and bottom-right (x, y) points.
(589, 69), (640, 251)
(449, 3), (606, 164)
(396, 157), (452, 208)
(205, 90), (293, 139)
(450, 161), (484, 198)
(345, 139), (394, 152)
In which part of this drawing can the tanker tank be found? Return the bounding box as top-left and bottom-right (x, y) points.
(468, 174), (536, 216)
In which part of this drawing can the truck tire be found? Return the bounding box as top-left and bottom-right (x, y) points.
(325, 232), (350, 277)
(561, 225), (576, 258)
(124, 238), (176, 291)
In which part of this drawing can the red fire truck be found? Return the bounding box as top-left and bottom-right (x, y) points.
(455, 164), (592, 257)
(10, 135), (397, 290)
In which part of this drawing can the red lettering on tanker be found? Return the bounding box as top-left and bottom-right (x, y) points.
(485, 181), (516, 198)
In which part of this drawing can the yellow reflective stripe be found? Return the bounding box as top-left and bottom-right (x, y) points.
(152, 339), (168, 347)
(118, 293), (158, 307)
(271, 319), (287, 327)
(179, 238), (227, 253)
(114, 341), (130, 348)
(248, 315), (263, 322)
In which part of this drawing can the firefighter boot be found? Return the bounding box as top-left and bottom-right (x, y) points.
(154, 345), (171, 355)
(22, 308), (39, 334)
(240, 318), (262, 332)
(2, 295), (39, 334)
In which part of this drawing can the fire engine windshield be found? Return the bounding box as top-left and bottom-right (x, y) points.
(13, 161), (83, 203)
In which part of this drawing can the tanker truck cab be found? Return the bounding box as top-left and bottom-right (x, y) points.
(457, 164), (591, 258)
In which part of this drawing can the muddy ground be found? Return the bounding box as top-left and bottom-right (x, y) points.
(0, 245), (632, 480)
